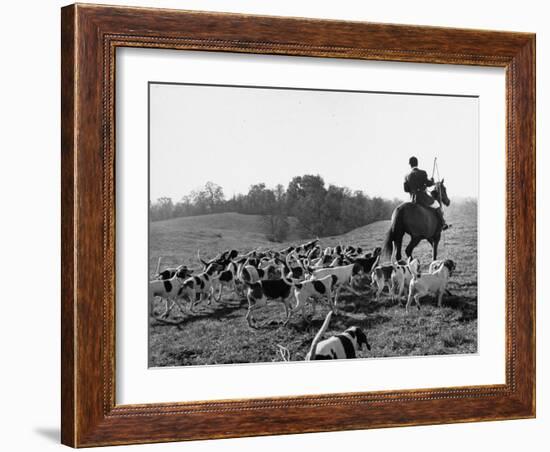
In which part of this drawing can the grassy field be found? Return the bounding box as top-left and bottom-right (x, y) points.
(149, 210), (477, 366)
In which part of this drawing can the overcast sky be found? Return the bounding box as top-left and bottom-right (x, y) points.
(149, 83), (478, 202)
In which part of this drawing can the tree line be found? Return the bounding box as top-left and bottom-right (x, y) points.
(150, 175), (402, 241)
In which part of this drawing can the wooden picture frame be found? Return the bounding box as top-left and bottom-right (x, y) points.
(61, 3), (535, 447)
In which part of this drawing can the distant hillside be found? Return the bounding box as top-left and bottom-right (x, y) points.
(321, 220), (390, 251)
(152, 212), (268, 235)
(149, 212), (301, 273)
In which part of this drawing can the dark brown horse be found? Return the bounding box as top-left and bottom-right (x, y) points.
(383, 181), (450, 261)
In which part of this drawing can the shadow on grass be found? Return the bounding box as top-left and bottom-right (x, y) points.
(444, 295), (478, 322)
(151, 296), (247, 328)
(413, 293), (478, 322)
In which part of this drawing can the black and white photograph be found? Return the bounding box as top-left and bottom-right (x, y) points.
(148, 82), (479, 367)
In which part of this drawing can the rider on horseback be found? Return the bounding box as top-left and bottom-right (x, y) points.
(403, 156), (449, 231)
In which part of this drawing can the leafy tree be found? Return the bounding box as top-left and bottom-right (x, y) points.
(150, 197), (174, 221)
(149, 175), (403, 241)
(262, 184), (289, 242)
(190, 182), (225, 213)
(286, 175), (327, 236)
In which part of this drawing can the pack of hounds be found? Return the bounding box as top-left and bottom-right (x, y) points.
(150, 238), (456, 361)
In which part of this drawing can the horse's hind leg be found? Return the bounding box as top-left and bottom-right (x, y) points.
(405, 236), (421, 259)
(394, 235), (404, 261)
(432, 236), (440, 261)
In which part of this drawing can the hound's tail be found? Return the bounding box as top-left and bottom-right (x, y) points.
(197, 249), (208, 267)
(409, 259), (421, 282)
(279, 265), (299, 287)
(306, 311), (333, 361)
(284, 251), (294, 270)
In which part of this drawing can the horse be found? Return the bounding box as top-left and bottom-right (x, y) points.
(383, 180), (450, 261)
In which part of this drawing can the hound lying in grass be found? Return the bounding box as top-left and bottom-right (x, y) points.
(406, 259), (456, 312)
(305, 311), (371, 360)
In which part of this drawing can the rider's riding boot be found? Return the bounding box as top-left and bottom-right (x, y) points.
(437, 208), (450, 231)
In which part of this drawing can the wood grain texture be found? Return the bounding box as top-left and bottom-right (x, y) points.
(60, 5), (76, 447)
(60, 3), (536, 447)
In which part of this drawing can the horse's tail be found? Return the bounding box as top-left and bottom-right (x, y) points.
(383, 206), (402, 260)
(383, 226), (394, 261)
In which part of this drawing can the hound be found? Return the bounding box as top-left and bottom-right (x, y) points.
(154, 264), (193, 281)
(149, 266), (193, 318)
(308, 252), (334, 269)
(306, 244), (322, 260)
(244, 276), (295, 328)
(391, 258), (419, 299)
(197, 249), (239, 269)
(370, 263), (395, 301)
(305, 311), (371, 360)
(211, 261), (240, 302)
(428, 259), (445, 273)
(239, 260), (281, 284)
(371, 258), (419, 301)
(427, 260), (455, 296)
(309, 263), (364, 308)
(285, 251), (308, 280)
(279, 245), (295, 256)
(282, 273), (338, 320)
(352, 247), (382, 274)
(329, 254), (348, 267)
(178, 263), (223, 311)
(343, 245), (364, 258)
(406, 259), (456, 312)
(294, 238), (320, 256)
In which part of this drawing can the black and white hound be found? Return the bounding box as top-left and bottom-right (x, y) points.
(154, 264), (193, 281)
(211, 261), (242, 301)
(281, 273), (339, 321)
(149, 266), (194, 318)
(371, 258), (419, 301)
(176, 263), (223, 312)
(406, 259), (456, 312)
(308, 262), (364, 308)
(244, 276), (295, 328)
(306, 311), (371, 360)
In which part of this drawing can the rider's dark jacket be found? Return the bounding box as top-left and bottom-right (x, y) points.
(404, 167), (435, 207)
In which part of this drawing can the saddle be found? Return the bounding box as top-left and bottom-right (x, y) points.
(411, 190), (436, 208)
